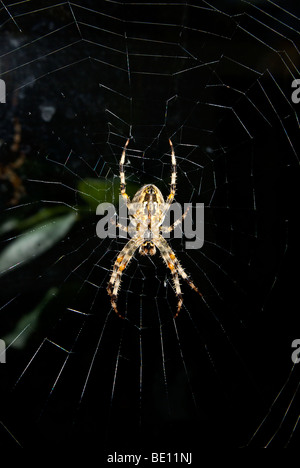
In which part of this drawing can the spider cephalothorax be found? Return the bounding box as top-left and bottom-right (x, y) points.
(107, 138), (201, 318)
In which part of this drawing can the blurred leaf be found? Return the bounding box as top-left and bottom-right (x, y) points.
(0, 212), (77, 276)
(0, 218), (19, 235)
(0, 207), (75, 237)
(78, 178), (139, 209)
(78, 178), (119, 209)
(17, 206), (73, 231)
(3, 287), (58, 350)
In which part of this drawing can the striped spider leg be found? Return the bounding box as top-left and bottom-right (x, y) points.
(107, 235), (144, 318)
(154, 235), (201, 318)
(107, 138), (201, 318)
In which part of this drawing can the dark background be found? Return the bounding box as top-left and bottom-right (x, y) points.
(0, 0), (299, 453)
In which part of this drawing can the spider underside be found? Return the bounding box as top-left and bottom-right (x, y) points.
(107, 138), (201, 318)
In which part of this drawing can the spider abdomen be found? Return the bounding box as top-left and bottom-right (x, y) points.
(139, 242), (156, 256)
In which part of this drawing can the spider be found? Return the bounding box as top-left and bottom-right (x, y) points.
(107, 138), (202, 319)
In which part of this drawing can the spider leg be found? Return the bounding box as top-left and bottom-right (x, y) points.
(155, 235), (201, 317)
(166, 138), (176, 204)
(171, 269), (183, 318)
(161, 205), (190, 234)
(107, 236), (142, 318)
(110, 218), (136, 239)
(110, 218), (129, 233)
(120, 138), (130, 202)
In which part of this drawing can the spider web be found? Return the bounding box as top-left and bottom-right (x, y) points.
(0, 0), (299, 452)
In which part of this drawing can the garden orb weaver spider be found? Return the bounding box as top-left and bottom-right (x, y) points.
(107, 138), (202, 318)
